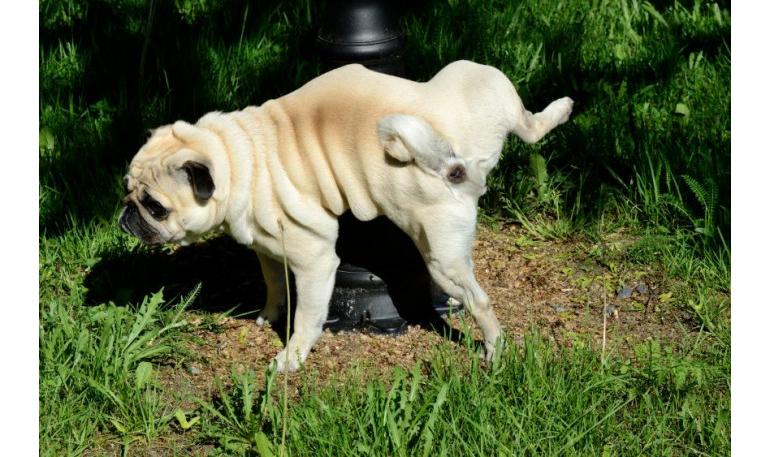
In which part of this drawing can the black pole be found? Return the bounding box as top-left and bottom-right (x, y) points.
(312, 0), (460, 334)
(316, 0), (406, 76)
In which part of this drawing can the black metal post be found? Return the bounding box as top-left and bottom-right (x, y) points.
(313, 0), (459, 334)
(316, 0), (406, 75)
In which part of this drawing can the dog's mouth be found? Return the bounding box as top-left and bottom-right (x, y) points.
(119, 202), (164, 244)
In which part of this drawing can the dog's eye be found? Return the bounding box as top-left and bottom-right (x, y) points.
(140, 194), (169, 221)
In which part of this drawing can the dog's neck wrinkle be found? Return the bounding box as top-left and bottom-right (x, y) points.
(260, 101), (315, 197)
(206, 132), (233, 230)
(193, 103), (339, 250)
(229, 106), (282, 241)
(197, 112), (252, 235)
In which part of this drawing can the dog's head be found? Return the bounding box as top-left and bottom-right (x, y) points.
(119, 121), (227, 245)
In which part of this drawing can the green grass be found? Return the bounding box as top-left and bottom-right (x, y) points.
(39, 0), (730, 455)
(196, 330), (729, 456)
(39, 219), (197, 454)
(39, 283), (196, 454)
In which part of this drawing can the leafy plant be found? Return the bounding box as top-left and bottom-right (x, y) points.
(39, 286), (197, 455)
(199, 369), (280, 455)
(682, 174), (718, 239)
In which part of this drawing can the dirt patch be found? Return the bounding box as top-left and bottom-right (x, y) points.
(83, 435), (214, 457)
(155, 225), (696, 410)
(473, 226), (696, 351)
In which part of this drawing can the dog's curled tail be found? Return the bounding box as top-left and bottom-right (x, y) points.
(377, 114), (475, 187)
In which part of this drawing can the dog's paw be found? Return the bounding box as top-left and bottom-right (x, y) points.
(256, 307), (281, 327)
(270, 349), (302, 373)
(482, 336), (507, 364)
(550, 96), (574, 125)
(255, 316), (272, 327)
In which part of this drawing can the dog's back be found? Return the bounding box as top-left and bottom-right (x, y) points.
(271, 61), (572, 217)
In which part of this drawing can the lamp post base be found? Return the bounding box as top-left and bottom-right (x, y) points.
(326, 213), (462, 335)
(313, 0), (462, 334)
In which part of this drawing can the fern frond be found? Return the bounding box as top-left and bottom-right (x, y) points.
(707, 179), (718, 217)
(682, 174), (707, 210)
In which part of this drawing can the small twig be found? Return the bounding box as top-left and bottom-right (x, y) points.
(643, 287), (653, 320)
(278, 219), (290, 457)
(139, 0), (156, 84)
(601, 295), (607, 366)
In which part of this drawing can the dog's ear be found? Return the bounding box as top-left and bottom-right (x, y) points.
(181, 161), (215, 201)
(167, 121), (216, 201)
(171, 120), (198, 143)
(377, 114), (454, 172)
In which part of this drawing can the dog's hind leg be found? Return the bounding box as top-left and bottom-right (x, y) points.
(413, 206), (503, 360)
(508, 94), (574, 144)
(255, 253), (286, 326)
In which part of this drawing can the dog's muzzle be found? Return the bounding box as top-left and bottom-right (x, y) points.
(119, 201), (162, 244)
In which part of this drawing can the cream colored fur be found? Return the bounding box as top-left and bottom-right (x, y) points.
(123, 60), (573, 372)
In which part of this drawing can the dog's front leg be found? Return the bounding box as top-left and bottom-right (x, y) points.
(256, 253), (287, 326)
(271, 250), (340, 372)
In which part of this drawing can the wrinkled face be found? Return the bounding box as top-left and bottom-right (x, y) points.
(118, 125), (219, 245)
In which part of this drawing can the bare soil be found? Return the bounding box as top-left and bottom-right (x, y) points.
(156, 225), (696, 410)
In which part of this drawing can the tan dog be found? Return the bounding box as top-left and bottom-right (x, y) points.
(119, 60), (573, 371)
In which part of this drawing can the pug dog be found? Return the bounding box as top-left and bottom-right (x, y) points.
(119, 60), (573, 372)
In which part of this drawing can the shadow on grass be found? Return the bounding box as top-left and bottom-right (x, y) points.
(84, 236), (267, 314)
(83, 214), (480, 349)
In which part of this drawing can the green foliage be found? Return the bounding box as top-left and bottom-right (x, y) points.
(40, 288), (196, 454)
(529, 153), (549, 203)
(199, 369), (281, 454)
(175, 0), (228, 24)
(39, 41), (85, 95)
(40, 0), (87, 29)
(579, 0), (677, 76)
